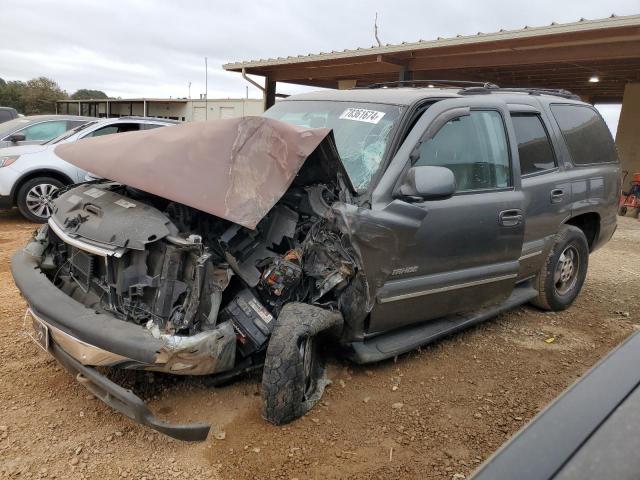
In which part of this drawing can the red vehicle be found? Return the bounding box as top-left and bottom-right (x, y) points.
(619, 171), (640, 217)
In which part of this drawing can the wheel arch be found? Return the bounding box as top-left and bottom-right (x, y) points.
(9, 169), (74, 205)
(564, 212), (600, 252)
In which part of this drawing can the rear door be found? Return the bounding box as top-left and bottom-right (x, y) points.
(367, 97), (525, 334)
(509, 105), (572, 278)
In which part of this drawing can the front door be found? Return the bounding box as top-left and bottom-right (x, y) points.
(366, 97), (525, 335)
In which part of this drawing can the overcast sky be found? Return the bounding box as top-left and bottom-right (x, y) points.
(1, 0), (637, 133)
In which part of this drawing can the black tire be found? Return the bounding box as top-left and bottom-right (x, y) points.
(618, 206), (628, 216)
(261, 303), (342, 425)
(16, 176), (64, 223)
(530, 225), (589, 311)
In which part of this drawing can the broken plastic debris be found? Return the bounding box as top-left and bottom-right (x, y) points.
(544, 337), (556, 344)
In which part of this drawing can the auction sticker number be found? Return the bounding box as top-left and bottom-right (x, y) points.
(339, 108), (386, 124)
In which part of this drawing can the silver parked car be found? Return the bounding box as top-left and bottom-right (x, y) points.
(0, 115), (94, 148)
(0, 116), (178, 222)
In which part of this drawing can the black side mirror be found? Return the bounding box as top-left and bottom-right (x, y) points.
(8, 133), (26, 143)
(396, 165), (456, 201)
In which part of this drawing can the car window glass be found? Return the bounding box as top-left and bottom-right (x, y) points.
(511, 113), (557, 175)
(20, 121), (68, 141)
(550, 104), (617, 165)
(86, 123), (141, 138)
(263, 100), (404, 192)
(0, 110), (13, 122)
(66, 120), (88, 130)
(415, 110), (511, 192)
(144, 123), (164, 130)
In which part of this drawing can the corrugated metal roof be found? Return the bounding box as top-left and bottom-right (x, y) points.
(223, 14), (640, 70)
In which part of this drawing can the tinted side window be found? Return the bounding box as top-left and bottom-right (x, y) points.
(86, 123), (141, 138)
(550, 104), (617, 165)
(511, 113), (557, 175)
(416, 110), (511, 192)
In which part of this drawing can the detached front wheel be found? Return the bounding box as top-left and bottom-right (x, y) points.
(261, 303), (342, 425)
(531, 225), (589, 311)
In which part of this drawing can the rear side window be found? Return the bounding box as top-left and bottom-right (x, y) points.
(511, 113), (556, 175)
(85, 123), (141, 138)
(550, 104), (617, 165)
(416, 110), (511, 192)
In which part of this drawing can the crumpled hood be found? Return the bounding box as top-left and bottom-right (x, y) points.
(54, 116), (333, 229)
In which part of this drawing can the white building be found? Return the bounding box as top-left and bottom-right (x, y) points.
(56, 97), (264, 122)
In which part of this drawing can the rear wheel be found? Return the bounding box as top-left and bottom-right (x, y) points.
(261, 303), (341, 425)
(531, 225), (589, 311)
(16, 177), (64, 223)
(618, 206), (628, 216)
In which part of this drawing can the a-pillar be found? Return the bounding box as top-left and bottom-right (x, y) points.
(616, 83), (640, 178)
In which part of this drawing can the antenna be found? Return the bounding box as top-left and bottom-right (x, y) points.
(374, 13), (382, 47)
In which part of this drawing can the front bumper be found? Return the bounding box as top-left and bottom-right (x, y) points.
(11, 236), (236, 375)
(47, 332), (210, 441)
(10, 237), (236, 441)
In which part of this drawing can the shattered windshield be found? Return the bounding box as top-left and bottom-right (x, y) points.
(264, 100), (404, 192)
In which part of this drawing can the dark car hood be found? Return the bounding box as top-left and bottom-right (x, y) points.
(54, 116), (349, 229)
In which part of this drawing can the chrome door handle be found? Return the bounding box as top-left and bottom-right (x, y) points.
(550, 189), (565, 204)
(499, 209), (523, 227)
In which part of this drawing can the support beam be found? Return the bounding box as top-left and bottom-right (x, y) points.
(399, 65), (413, 82)
(264, 77), (276, 110)
(616, 83), (640, 179)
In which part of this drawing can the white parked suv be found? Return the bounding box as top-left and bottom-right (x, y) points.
(0, 116), (177, 222)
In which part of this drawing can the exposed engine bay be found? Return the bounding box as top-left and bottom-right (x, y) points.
(41, 179), (361, 374)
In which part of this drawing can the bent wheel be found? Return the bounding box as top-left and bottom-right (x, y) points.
(261, 303), (341, 425)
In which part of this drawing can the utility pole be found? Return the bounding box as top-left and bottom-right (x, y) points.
(188, 81), (191, 99)
(204, 57), (208, 120)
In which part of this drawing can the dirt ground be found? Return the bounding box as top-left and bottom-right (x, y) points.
(1, 209), (639, 480)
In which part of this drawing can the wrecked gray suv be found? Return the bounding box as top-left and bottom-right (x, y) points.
(11, 84), (620, 441)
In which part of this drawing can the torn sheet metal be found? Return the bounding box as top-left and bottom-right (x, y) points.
(55, 117), (332, 229)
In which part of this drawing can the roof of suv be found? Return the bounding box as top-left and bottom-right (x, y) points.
(284, 86), (586, 107)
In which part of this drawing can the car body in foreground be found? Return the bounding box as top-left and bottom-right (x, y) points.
(471, 330), (640, 480)
(0, 115), (93, 148)
(11, 84), (619, 440)
(0, 116), (177, 221)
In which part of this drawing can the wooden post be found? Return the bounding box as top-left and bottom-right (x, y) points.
(399, 65), (413, 82)
(264, 77), (276, 110)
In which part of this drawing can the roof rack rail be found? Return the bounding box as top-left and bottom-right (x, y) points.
(459, 86), (580, 100)
(357, 80), (500, 89)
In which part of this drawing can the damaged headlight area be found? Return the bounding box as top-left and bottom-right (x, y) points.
(40, 181), (358, 375)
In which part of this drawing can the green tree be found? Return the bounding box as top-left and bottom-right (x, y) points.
(22, 77), (68, 114)
(71, 89), (109, 100)
(0, 79), (27, 112)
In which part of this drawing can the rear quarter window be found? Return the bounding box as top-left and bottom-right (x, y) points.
(550, 104), (617, 165)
